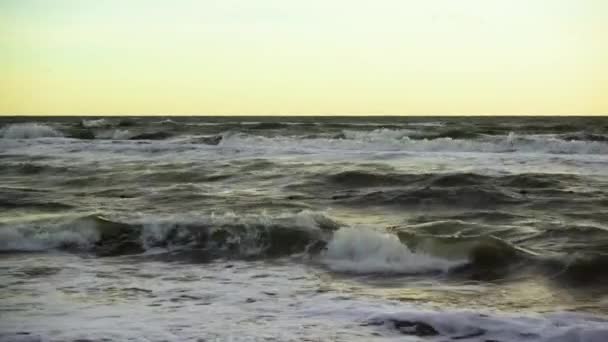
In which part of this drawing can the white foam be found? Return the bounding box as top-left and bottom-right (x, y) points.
(0, 220), (99, 252)
(1, 123), (63, 139)
(343, 128), (416, 141)
(220, 130), (608, 155)
(81, 118), (111, 128)
(111, 129), (131, 140)
(321, 227), (462, 274)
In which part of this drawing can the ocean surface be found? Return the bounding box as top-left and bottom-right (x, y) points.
(1, 116), (608, 341)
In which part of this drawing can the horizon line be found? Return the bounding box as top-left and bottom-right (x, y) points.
(1, 113), (607, 117)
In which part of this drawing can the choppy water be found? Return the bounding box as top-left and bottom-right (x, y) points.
(1, 116), (608, 341)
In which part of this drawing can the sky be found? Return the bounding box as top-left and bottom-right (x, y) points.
(0, 0), (606, 115)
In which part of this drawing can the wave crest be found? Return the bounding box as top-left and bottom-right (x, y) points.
(220, 130), (608, 154)
(0, 211), (340, 258)
(81, 119), (112, 128)
(0, 216), (99, 252)
(1, 123), (63, 139)
(321, 228), (462, 274)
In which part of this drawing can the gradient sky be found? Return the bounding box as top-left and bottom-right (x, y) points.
(1, 0), (606, 115)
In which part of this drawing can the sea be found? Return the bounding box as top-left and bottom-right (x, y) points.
(1, 116), (608, 341)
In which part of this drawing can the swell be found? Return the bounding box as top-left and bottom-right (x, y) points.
(326, 171), (583, 188)
(0, 162), (70, 176)
(390, 223), (608, 285)
(325, 171), (423, 187)
(296, 171), (598, 209)
(336, 187), (524, 208)
(0, 187), (74, 210)
(324, 170), (582, 189)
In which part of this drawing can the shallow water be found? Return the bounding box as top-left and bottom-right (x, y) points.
(1, 116), (608, 341)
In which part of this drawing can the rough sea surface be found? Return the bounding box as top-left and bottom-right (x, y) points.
(1, 116), (608, 341)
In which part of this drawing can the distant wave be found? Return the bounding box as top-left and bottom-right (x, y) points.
(81, 118), (112, 128)
(4, 121), (607, 155)
(219, 130), (608, 154)
(0, 123), (63, 139)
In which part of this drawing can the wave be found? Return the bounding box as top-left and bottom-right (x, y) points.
(344, 128), (481, 140)
(325, 171), (574, 189)
(111, 129), (132, 140)
(219, 130), (608, 154)
(392, 227), (608, 284)
(0, 216), (100, 251)
(516, 224), (608, 255)
(134, 211), (339, 258)
(0, 212), (340, 258)
(365, 309), (608, 340)
(560, 132), (608, 142)
(0, 123), (63, 139)
(247, 122), (290, 130)
(0, 187), (74, 210)
(342, 128), (416, 141)
(80, 118), (137, 128)
(325, 171), (420, 187)
(0, 213), (462, 276)
(393, 230), (534, 280)
(0, 162), (69, 176)
(0, 212), (459, 275)
(4, 127), (607, 157)
(128, 131), (173, 140)
(333, 186), (524, 208)
(3, 212), (608, 284)
(292, 170), (597, 209)
(321, 228), (462, 274)
(81, 118), (112, 128)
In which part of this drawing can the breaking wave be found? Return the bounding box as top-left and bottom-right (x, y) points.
(321, 228), (462, 274)
(219, 130), (608, 154)
(0, 212), (339, 258)
(81, 118), (112, 128)
(1, 123), (63, 139)
(0, 216), (100, 251)
(2, 212), (608, 284)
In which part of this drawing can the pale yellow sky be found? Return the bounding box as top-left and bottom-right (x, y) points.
(1, 0), (606, 115)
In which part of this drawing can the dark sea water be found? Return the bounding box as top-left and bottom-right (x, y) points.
(1, 116), (608, 341)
